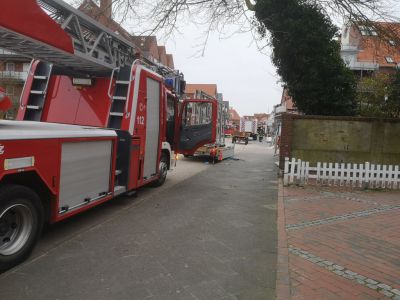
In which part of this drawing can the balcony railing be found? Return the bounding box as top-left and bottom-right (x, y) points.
(341, 45), (359, 52)
(275, 105), (287, 114)
(0, 71), (28, 81)
(0, 49), (18, 55)
(347, 61), (379, 71)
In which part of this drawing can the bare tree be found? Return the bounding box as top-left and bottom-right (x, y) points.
(82, 0), (398, 29)
(68, 0), (399, 47)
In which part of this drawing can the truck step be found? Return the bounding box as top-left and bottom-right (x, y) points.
(116, 80), (130, 85)
(114, 185), (126, 196)
(113, 96), (126, 100)
(125, 190), (137, 198)
(26, 105), (41, 110)
(109, 112), (124, 117)
(115, 169), (122, 176)
(33, 75), (47, 80)
(30, 90), (45, 94)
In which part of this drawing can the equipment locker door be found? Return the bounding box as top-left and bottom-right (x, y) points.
(143, 77), (161, 180)
(175, 99), (217, 155)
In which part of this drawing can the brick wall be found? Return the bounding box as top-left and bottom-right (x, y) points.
(279, 114), (294, 169)
(0, 61), (24, 71)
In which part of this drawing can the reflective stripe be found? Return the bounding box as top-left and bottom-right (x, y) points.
(4, 157), (35, 170)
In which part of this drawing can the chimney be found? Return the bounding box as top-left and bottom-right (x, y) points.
(100, 0), (112, 19)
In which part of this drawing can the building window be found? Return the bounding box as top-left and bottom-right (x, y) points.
(23, 63), (30, 72)
(358, 26), (378, 36)
(183, 102), (212, 126)
(5, 86), (14, 96)
(389, 40), (396, 46)
(385, 56), (394, 63)
(5, 63), (15, 71)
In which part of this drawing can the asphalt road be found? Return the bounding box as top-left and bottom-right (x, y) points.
(0, 141), (278, 300)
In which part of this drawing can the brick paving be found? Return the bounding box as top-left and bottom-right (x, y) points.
(278, 184), (400, 300)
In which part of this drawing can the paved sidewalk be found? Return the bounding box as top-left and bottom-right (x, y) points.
(277, 184), (400, 300)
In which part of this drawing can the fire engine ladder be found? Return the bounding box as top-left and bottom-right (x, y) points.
(108, 65), (133, 194)
(0, 0), (137, 75)
(23, 61), (53, 121)
(108, 65), (132, 129)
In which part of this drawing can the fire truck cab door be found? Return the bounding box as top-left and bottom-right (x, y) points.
(176, 99), (217, 155)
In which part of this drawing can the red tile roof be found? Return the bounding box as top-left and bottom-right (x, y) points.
(79, 0), (132, 41)
(229, 108), (240, 121)
(281, 87), (296, 110)
(79, 1), (176, 70)
(166, 54), (174, 69)
(185, 84), (218, 98)
(131, 36), (160, 62)
(158, 46), (168, 66)
(254, 113), (269, 123)
(353, 22), (400, 68)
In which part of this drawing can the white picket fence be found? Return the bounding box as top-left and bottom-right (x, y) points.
(284, 157), (400, 189)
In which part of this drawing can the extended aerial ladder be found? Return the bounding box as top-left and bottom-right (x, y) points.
(0, 0), (185, 124)
(0, 0), (184, 82)
(0, 0), (134, 74)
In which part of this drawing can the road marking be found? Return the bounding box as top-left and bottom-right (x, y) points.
(286, 204), (400, 230)
(289, 245), (400, 299)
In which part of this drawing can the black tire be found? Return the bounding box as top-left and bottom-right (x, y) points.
(151, 154), (168, 187)
(232, 137), (236, 144)
(0, 185), (44, 273)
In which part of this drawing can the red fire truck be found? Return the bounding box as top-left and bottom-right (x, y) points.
(0, 0), (218, 271)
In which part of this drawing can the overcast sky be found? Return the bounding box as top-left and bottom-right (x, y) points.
(162, 27), (282, 117)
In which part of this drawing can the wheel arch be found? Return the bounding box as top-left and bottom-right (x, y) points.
(161, 142), (172, 170)
(0, 171), (54, 223)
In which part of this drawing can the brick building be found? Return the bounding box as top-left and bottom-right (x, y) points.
(275, 87), (298, 115)
(0, 50), (31, 118)
(229, 108), (240, 123)
(341, 21), (400, 77)
(184, 84), (218, 99)
(253, 113), (269, 124)
(79, 0), (176, 69)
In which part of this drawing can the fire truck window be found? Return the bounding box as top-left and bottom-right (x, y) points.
(167, 97), (175, 121)
(183, 102), (212, 126)
(166, 95), (176, 145)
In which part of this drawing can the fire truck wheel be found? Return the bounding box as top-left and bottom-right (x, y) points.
(0, 185), (44, 273)
(151, 155), (168, 187)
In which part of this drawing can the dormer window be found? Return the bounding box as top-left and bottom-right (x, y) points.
(385, 56), (394, 63)
(359, 26), (378, 36)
